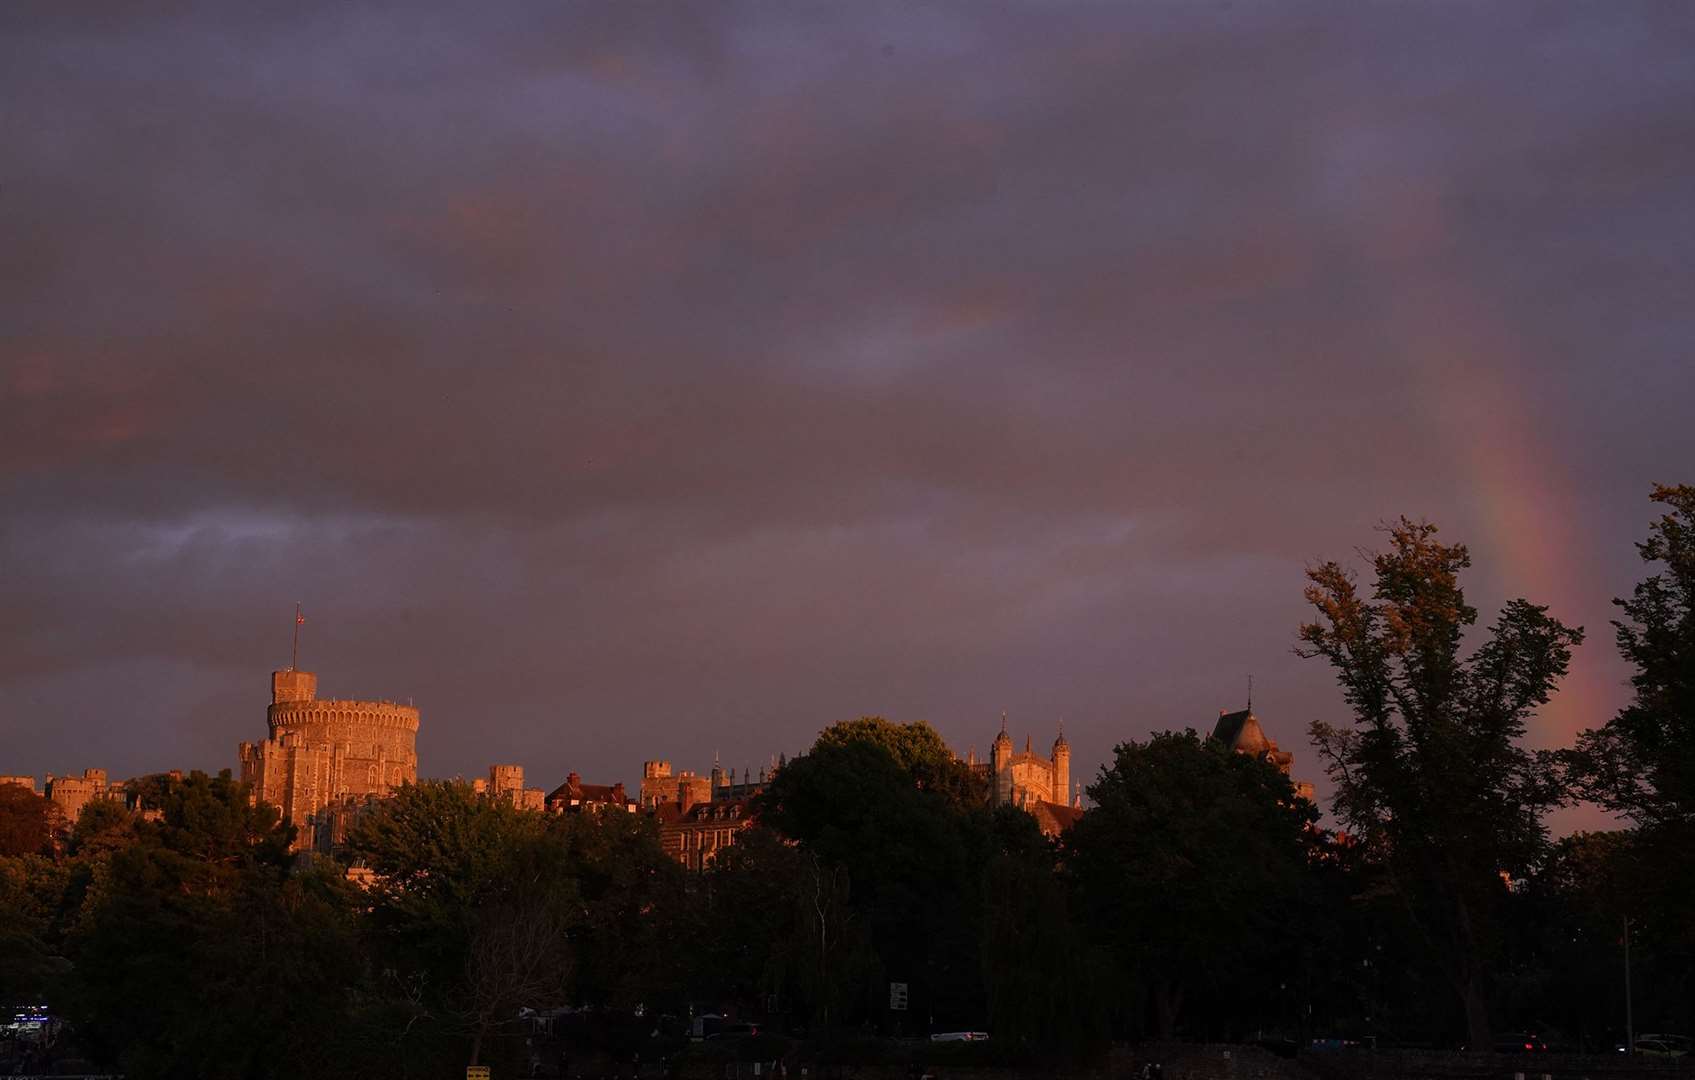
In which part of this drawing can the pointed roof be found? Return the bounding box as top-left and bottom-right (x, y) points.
(1211, 708), (1271, 755)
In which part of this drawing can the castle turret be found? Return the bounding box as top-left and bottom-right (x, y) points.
(991, 714), (1014, 805)
(1052, 725), (1070, 808)
(272, 668), (317, 704)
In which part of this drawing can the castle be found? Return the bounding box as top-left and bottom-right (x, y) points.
(1, 769), (148, 828)
(966, 717), (1083, 837)
(238, 667), (420, 851)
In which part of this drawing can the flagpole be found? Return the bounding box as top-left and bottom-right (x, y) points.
(292, 603), (302, 671)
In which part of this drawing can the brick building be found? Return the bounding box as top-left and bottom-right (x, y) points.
(655, 797), (756, 871)
(545, 771), (637, 814)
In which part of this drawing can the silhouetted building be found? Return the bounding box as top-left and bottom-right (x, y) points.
(1209, 707), (1315, 802)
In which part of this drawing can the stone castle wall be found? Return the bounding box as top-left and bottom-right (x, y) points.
(239, 669), (419, 850)
(265, 698), (421, 790)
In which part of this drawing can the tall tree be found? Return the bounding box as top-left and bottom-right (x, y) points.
(1298, 518), (1582, 1048)
(1571, 485), (1695, 828)
(59, 772), (364, 1080)
(0, 785), (52, 858)
(1063, 731), (1317, 1040)
(1568, 484), (1695, 1036)
(759, 720), (989, 1032)
(812, 716), (988, 805)
(346, 781), (575, 1066)
(980, 805), (1106, 1057)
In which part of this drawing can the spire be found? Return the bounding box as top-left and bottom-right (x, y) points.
(1000, 710), (1008, 735)
(1054, 717), (1069, 748)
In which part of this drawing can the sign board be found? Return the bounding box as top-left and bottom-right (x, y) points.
(468, 1067), (491, 1080)
(889, 981), (909, 1011)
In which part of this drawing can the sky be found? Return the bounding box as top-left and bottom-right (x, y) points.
(3, 3), (1693, 833)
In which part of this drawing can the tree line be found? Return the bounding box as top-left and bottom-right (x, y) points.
(0, 485), (1689, 1078)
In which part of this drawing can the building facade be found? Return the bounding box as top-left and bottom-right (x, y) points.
(655, 797), (755, 871)
(639, 753), (783, 869)
(238, 668), (420, 851)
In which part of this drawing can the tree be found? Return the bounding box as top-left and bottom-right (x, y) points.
(1567, 484), (1695, 1038)
(1063, 731), (1318, 1040)
(0, 854), (68, 1007)
(544, 807), (688, 1012)
(811, 716), (987, 805)
(759, 720), (990, 1032)
(461, 897), (571, 1067)
(346, 781), (574, 1067)
(1571, 485), (1695, 828)
(59, 773), (364, 1079)
(980, 806), (1106, 1058)
(1501, 831), (1648, 1050)
(0, 785), (52, 858)
(1298, 518), (1583, 1048)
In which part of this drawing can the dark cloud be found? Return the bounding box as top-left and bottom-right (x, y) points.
(4, 3), (1693, 831)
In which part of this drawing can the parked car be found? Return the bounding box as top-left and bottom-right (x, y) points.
(1632, 1034), (1691, 1058)
(705, 1022), (761, 1040)
(930, 1031), (990, 1042)
(1492, 1034), (1547, 1053)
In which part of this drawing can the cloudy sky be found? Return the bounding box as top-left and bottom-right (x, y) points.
(4, 3), (1692, 831)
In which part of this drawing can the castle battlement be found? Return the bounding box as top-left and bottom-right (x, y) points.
(267, 700), (421, 733)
